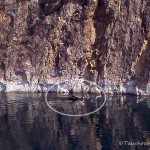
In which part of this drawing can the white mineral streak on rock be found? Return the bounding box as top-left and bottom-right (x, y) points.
(146, 81), (150, 95)
(0, 82), (6, 92)
(0, 80), (139, 95)
(57, 84), (69, 95)
(0, 79), (147, 96)
(90, 83), (101, 94)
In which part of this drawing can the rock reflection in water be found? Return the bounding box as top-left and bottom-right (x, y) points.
(0, 93), (150, 150)
(47, 93), (105, 115)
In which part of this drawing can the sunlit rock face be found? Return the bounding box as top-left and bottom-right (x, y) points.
(0, 0), (150, 94)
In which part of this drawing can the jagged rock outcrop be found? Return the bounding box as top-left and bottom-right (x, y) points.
(0, 0), (150, 94)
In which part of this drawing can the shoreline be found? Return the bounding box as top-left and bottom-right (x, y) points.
(0, 81), (149, 96)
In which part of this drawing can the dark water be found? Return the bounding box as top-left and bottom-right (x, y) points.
(0, 93), (150, 150)
(46, 92), (105, 116)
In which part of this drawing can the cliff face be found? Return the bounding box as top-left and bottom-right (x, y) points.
(0, 0), (150, 94)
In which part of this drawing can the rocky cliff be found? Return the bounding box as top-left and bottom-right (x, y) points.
(0, 0), (150, 95)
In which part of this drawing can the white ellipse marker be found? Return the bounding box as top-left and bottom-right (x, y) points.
(45, 79), (106, 117)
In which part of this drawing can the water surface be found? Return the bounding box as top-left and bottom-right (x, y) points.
(0, 93), (150, 150)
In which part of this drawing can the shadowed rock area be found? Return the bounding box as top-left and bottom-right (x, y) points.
(0, 0), (150, 95)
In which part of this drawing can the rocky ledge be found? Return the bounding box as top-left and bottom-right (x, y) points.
(0, 0), (150, 95)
